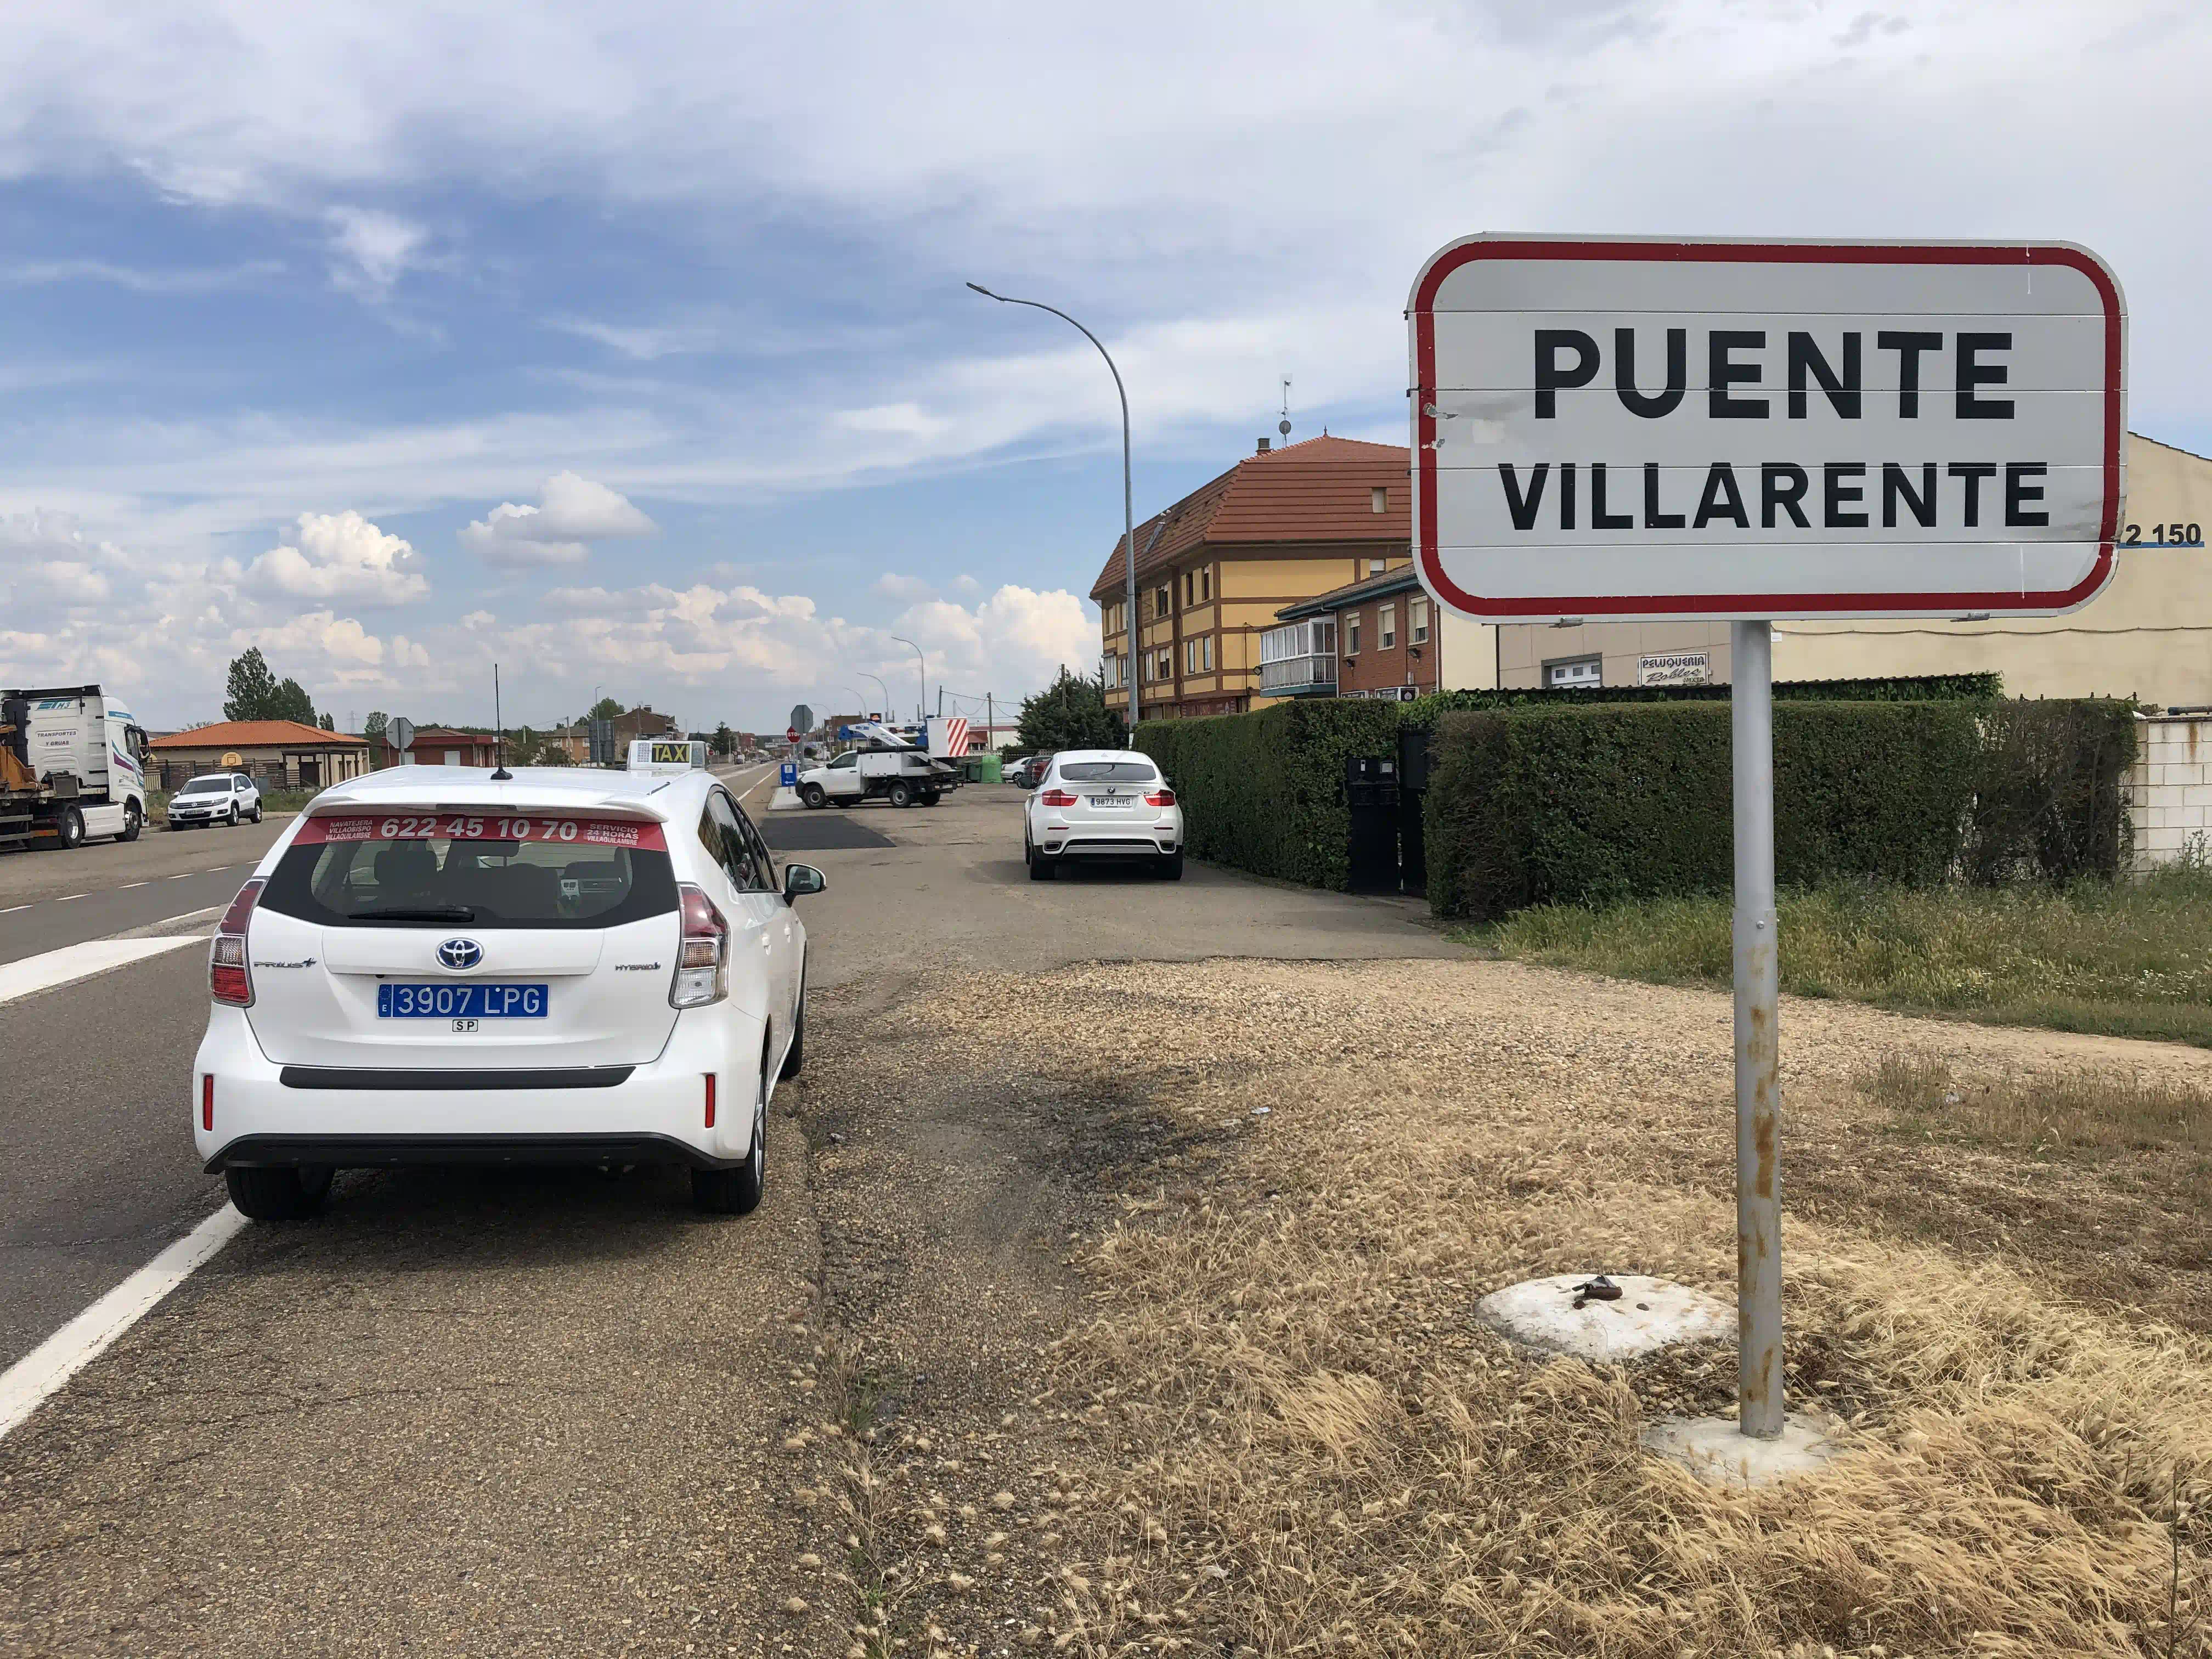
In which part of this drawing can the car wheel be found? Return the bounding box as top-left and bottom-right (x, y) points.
(251, 803), (263, 823)
(225, 1164), (334, 1222)
(1158, 850), (1185, 881)
(921, 791), (941, 806)
(692, 1072), (767, 1215)
(887, 780), (913, 808)
(227, 804), (240, 826)
(52, 804), (86, 850)
(780, 974), (806, 1080)
(1029, 844), (1055, 881)
(119, 800), (143, 843)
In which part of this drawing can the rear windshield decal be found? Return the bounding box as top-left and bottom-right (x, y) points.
(296, 814), (668, 850)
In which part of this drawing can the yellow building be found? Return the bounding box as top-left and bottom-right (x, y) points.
(1091, 436), (1417, 720)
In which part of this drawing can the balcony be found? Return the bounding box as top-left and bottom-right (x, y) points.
(1259, 653), (1338, 695)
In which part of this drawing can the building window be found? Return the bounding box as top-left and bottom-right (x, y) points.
(1183, 571), (1194, 607)
(1344, 611), (1361, 655)
(1380, 603), (1396, 650)
(1371, 486), (1387, 514)
(1199, 567), (1211, 602)
(1156, 585), (1172, 620)
(1204, 635), (1212, 672)
(1412, 598), (1429, 644)
(1368, 558), (1385, 577)
(1545, 656), (1602, 689)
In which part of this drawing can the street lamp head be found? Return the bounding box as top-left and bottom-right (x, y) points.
(966, 281), (998, 299)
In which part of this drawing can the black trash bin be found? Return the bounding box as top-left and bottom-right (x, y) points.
(1345, 754), (1401, 893)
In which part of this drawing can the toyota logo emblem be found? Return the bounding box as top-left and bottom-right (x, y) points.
(437, 937), (483, 970)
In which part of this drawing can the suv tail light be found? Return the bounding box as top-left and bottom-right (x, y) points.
(1040, 788), (1077, 808)
(210, 879), (264, 1007)
(1144, 787), (1176, 807)
(671, 883), (729, 1008)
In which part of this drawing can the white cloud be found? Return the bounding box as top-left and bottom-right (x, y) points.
(246, 510), (428, 605)
(873, 572), (934, 602)
(459, 470), (657, 567)
(324, 206), (430, 300)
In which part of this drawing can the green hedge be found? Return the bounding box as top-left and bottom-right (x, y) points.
(1425, 702), (1984, 918)
(1425, 698), (2137, 919)
(1400, 672), (2001, 729)
(1135, 698), (1404, 889)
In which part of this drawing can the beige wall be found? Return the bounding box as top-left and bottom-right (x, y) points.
(1495, 620), (1735, 691)
(1774, 434), (2212, 703)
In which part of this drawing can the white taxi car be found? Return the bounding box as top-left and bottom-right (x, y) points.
(193, 766), (822, 1220)
(1022, 749), (1182, 881)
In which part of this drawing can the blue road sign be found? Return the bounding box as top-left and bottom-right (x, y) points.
(779, 761), (798, 788)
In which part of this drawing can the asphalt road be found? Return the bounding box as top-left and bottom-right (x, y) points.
(0, 779), (1459, 1656)
(0, 816), (287, 965)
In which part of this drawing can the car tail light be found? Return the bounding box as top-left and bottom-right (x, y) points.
(201, 1074), (215, 1132)
(704, 1073), (718, 1130)
(671, 884), (729, 1008)
(1144, 787), (1176, 806)
(1040, 788), (1077, 807)
(210, 878), (264, 1007)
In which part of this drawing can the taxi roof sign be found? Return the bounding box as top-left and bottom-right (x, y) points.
(627, 738), (708, 775)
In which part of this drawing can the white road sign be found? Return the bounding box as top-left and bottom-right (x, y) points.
(1408, 236), (2126, 622)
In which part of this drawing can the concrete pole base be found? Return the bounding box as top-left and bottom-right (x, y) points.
(1475, 1274), (1733, 1363)
(1643, 1412), (1846, 1487)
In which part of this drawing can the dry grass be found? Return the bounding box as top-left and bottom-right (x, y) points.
(1864, 1051), (2212, 1160)
(901, 958), (2212, 1657)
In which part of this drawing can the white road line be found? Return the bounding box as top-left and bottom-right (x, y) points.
(120, 881), (149, 889)
(0, 904), (25, 915)
(166, 872), (192, 879)
(0, 934), (206, 1008)
(0, 1205), (247, 1443)
(54, 893), (87, 902)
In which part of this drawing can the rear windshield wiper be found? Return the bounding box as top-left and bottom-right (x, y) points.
(345, 905), (477, 923)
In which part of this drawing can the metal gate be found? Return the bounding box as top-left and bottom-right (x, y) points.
(1344, 754), (1401, 893)
(1397, 725), (1430, 894)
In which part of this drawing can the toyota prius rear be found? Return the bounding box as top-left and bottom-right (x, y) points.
(193, 768), (821, 1220)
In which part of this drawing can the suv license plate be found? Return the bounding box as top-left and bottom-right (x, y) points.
(378, 983), (549, 1018)
(1087, 795), (1131, 809)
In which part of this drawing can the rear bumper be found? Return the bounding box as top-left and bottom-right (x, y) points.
(193, 1003), (764, 1173)
(1038, 820), (1181, 859)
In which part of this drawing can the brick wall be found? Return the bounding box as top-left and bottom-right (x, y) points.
(2126, 714), (2212, 870)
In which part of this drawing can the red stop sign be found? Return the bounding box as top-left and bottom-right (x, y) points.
(785, 726), (799, 743)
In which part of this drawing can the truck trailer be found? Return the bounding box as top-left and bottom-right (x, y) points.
(0, 684), (151, 850)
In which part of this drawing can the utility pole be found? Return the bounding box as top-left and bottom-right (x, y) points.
(986, 692), (993, 747)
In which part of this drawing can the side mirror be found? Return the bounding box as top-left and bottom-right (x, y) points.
(783, 863), (826, 902)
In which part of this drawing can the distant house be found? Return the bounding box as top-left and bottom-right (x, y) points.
(150, 720), (370, 792)
(371, 727), (502, 769)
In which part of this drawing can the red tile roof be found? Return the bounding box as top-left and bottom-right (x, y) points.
(152, 720), (366, 749)
(1090, 435), (1410, 600)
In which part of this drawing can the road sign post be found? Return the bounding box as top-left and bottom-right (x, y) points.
(1409, 234), (2125, 1444)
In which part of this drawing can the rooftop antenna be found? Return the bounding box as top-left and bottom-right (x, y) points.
(1279, 375), (1293, 444)
(490, 663), (513, 780)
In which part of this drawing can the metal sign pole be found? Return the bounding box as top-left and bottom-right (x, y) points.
(1730, 618), (1784, 1438)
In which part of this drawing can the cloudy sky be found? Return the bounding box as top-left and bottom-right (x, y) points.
(0, 0), (2205, 732)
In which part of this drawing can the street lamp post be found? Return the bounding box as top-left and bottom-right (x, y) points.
(861, 673), (892, 724)
(967, 281), (1139, 729)
(889, 635), (927, 723)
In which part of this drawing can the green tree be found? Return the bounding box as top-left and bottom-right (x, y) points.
(319, 710), (335, 730)
(711, 723), (736, 758)
(362, 711), (389, 743)
(222, 648), (280, 721)
(273, 678), (315, 723)
(587, 696), (624, 723)
(1017, 668), (1125, 752)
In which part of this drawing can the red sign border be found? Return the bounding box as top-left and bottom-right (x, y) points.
(1409, 237), (2125, 620)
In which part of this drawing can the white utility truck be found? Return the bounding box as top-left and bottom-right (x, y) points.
(0, 683), (151, 850)
(794, 721), (961, 809)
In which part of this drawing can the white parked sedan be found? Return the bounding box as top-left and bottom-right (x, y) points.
(1022, 749), (1182, 881)
(193, 765), (823, 1220)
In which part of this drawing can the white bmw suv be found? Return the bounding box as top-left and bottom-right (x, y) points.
(193, 766), (822, 1220)
(1022, 749), (1182, 881)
